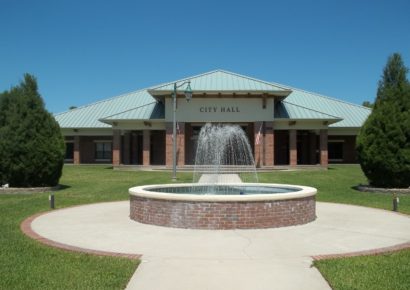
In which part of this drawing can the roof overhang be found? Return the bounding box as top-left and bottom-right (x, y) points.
(98, 118), (164, 125)
(147, 89), (292, 101)
(275, 117), (343, 125)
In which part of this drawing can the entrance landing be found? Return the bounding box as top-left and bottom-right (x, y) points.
(198, 173), (242, 183)
(26, 202), (410, 290)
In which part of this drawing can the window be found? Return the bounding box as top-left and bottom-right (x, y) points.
(95, 142), (112, 160)
(65, 142), (74, 160)
(328, 141), (344, 161)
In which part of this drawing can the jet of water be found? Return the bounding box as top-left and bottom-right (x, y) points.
(193, 123), (258, 193)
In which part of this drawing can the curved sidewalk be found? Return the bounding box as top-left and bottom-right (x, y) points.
(26, 201), (410, 290)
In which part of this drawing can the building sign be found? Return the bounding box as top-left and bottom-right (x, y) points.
(165, 97), (274, 122)
(199, 106), (240, 113)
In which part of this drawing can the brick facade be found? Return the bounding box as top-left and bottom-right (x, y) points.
(143, 130), (150, 166)
(66, 128), (356, 167)
(320, 129), (328, 167)
(265, 122), (274, 166)
(73, 136), (80, 164)
(112, 130), (121, 166)
(254, 122), (274, 167)
(177, 122), (185, 166)
(289, 129), (297, 166)
(165, 122), (185, 167)
(130, 194), (316, 229)
(254, 122), (263, 167)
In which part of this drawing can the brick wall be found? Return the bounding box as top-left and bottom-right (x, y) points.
(289, 129), (297, 166)
(78, 136), (113, 164)
(130, 195), (316, 230)
(165, 122), (185, 167)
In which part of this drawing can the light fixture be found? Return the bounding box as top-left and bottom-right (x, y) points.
(184, 82), (193, 102)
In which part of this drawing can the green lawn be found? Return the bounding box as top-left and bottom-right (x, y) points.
(314, 250), (410, 290)
(0, 167), (191, 290)
(0, 165), (408, 289)
(258, 165), (410, 214)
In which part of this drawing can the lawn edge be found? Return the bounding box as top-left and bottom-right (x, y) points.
(20, 200), (410, 261)
(312, 201), (410, 260)
(20, 206), (141, 260)
(312, 241), (410, 261)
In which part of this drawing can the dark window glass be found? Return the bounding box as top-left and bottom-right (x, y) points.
(95, 142), (112, 160)
(328, 142), (343, 160)
(65, 142), (74, 160)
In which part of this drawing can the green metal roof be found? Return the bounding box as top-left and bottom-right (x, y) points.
(275, 85), (371, 128)
(54, 70), (371, 129)
(100, 102), (164, 123)
(275, 101), (342, 123)
(54, 89), (157, 128)
(149, 70), (291, 96)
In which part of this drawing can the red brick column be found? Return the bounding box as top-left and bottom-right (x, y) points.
(112, 130), (121, 166)
(123, 131), (130, 165)
(73, 136), (80, 164)
(165, 122), (185, 167)
(289, 129), (297, 166)
(265, 122), (274, 166)
(254, 122), (263, 167)
(165, 123), (172, 167)
(320, 129), (328, 167)
(143, 130), (150, 166)
(177, 122), (185, 166)
(185, 123), (193, 165)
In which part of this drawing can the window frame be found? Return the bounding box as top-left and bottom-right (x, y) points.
(94, 140), (113, 161)
(64, 141), (74, 161)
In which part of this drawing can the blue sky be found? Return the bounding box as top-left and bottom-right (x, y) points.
(1, 0), (409, 113)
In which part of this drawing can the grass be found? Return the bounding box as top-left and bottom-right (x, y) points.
(0, 167), (191, 290)
(258, 165), (410, 214)
(314, 250), (410, 290)
(0, 164), (409, 289)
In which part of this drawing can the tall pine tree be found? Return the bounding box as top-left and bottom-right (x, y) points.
(356, 53), (410, 187)
(0, 74), (65, 187)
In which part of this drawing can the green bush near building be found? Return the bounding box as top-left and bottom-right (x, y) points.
(0, 74), (65, 187)
(357, 53), (410, 188)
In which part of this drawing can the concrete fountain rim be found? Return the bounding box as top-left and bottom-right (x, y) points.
(129, 183), (317, 202)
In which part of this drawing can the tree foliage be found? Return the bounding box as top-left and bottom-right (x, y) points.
(361, 101), (373, 108)
(0, 74), (65, 187)
(356, 53), (410, 187)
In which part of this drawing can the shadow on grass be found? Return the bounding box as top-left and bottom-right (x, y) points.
(56, 184), (71, 191)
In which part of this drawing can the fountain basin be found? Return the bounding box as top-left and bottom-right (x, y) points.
(129, 183), (316, 229)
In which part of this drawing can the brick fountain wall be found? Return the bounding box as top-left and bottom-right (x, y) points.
(130, 195), (316, 230)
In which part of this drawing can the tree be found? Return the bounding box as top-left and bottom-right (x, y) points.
(362, 101), (373, 108)
(0, 74), (65, 187)
(356, 53), (410, 187)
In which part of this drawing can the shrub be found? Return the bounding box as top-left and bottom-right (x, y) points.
(0, 74), (65, 187)
(356, 53), (410, 187)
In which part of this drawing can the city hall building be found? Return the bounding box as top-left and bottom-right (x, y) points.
(55, 70), (371, 168)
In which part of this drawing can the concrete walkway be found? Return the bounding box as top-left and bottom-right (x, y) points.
(30, 202), (410, 290)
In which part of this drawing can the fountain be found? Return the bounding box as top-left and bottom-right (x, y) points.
(193, 123), (258, 187)
(129, 123), (316, 229)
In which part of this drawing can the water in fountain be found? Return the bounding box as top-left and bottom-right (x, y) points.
(193, 123), (258, 193)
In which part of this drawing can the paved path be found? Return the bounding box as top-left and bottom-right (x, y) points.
(30, 202), (410, 290)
